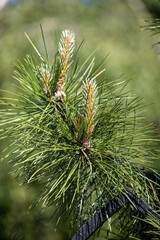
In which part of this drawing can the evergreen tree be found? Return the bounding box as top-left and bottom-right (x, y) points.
(0, 28), (160, 239)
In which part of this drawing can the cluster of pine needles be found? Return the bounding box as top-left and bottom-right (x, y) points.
(0, 27), (160, 236)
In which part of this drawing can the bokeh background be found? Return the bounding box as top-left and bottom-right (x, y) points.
(0, 0), (160, 239)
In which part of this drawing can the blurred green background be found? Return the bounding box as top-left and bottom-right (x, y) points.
(0, 0), (160, 239)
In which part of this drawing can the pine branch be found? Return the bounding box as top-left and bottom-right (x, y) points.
(0, 28), (160, 235)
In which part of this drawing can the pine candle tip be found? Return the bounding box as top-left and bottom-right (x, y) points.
(39, 65), (51, 97)
(55, 29), (75, 99)
(83, 78), (98, 150)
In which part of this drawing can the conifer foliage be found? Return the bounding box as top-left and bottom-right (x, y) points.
(0, 29), (159, 234)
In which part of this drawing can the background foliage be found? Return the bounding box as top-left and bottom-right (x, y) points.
(0, 0), (160, 239)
